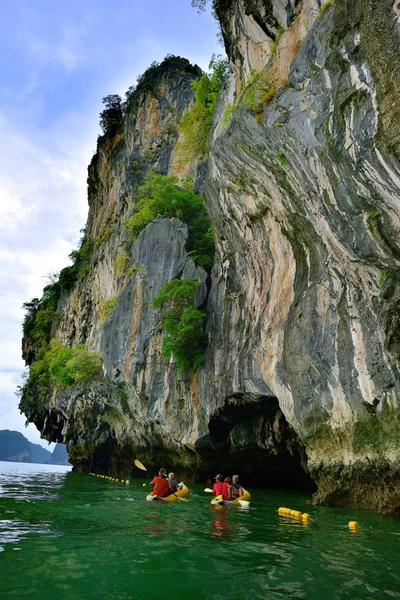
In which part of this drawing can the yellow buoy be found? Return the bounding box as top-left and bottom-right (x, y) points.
(302, 513), (310, 521)
(116, 479), (119, 483)
(142, 483), (147, 487)
(348, 521), (358, 530)
(293, 511), (302, 518)
(278, 507), (290, 515)
(126, 480), (130, 485)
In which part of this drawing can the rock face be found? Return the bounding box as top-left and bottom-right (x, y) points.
(20, 3), (400, 513)
(207, 0), (400, 512)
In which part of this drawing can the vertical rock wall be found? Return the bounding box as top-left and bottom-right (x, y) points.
(202, 0), (400, 512)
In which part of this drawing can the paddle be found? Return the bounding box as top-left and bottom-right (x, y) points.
(134, 459), (147, 471)
(204, 488), (213, 493)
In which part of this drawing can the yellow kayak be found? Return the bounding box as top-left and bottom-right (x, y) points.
(146, 484), (189, 502)
(210, 489), (251, 506)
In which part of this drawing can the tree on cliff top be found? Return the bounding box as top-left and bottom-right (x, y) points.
(99, 94), (123, 136)
(191, 0), (207, 9)
(191, 0), (225, 15)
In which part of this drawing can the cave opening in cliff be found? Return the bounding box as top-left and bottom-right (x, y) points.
(206, 394), (316, 492)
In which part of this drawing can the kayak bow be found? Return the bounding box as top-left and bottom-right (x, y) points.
(210, 489), (251, 506)
(146, 484), (190, 502)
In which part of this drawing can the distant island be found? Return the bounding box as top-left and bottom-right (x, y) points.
(0, 430), (70, 465)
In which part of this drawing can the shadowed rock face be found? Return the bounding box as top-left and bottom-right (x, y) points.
(21, 3), (400, 511)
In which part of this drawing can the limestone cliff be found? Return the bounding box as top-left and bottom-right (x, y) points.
(20, 3), (400, 513)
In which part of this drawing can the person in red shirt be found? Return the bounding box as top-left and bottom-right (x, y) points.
(212, 474), (230, 500)
(150, 468), (170, 497)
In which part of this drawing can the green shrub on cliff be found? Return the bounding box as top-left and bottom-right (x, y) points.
(113, 253), (130, 277)
(58, 237), (94, 292)
(99, 295), (119, 322)
(22, 283), (62, 364)
(222, 101), (237, 126)
(22, 237), (94, 365)
(241, 69), (277, 115)
(176, 55), (228, 161)
(318, 0), (334, 20)
(124, 171), (214, 269)
(23, 339), (103, 403)
(152, 278), (207, 371)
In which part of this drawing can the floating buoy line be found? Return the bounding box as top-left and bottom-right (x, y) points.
(89, 473), (130, 485)
(278, 507), (310, 522)
(278, 506), (360, 531)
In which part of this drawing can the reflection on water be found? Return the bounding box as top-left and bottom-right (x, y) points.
(0, 519), (57, 544)
(209, 505), (233, 539)
(145, 517), (167, 536)
(0, 462), (70, 553)
(1, 461), (400, 600)
(0, 462), (69, 501)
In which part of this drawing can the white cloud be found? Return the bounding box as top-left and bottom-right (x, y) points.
(0, 109), (92, 448)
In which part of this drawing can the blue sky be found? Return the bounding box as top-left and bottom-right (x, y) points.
(0, 0), (219, 448)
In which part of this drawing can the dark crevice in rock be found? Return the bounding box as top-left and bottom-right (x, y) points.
(252, 12), (277, 42)
(207, 394), (315, 491)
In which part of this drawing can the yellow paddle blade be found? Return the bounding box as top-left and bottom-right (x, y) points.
(134, 459), (147, 471)
(204, 488), (213, 493)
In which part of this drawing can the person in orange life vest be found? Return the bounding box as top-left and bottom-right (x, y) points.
(212, 474), (230, 500)
(150, 468), (170, 497)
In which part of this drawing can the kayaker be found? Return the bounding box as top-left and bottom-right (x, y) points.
(212, 474), (230, 500)
(231, 474), (244, 498)
(224, 477), (235, 500)
(167, 472), (179, 494)
(150, 468), (169, 498)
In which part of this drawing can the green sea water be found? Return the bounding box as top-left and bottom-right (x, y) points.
(0, 461), (399, 600)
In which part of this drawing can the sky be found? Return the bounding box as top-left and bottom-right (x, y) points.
(0, 0), (219, 448)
